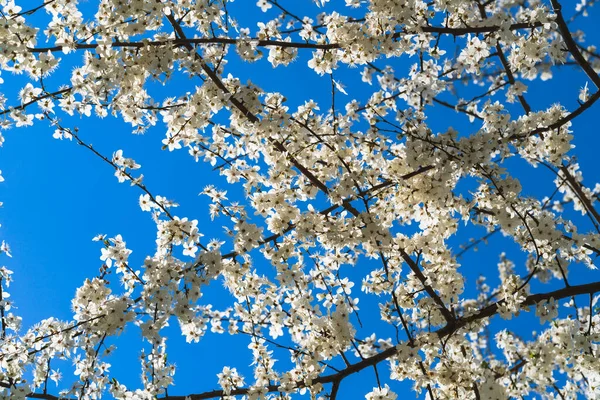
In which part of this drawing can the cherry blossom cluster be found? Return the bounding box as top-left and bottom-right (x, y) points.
(0, 0), (599, 399)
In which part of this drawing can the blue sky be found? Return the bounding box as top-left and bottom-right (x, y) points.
(1, 1), (600, 399)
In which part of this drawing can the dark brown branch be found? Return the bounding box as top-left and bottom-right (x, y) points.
(559, 165), (600, 225)
(23, 22), (547, 55)
(550, 0), (600, 89)
(414, 22), (544, 36)
(158, 280), (600, 400)
(330, 380), (341, 400)
(512, 89), (600, 139)
(27, 38), (338, 53)
(475, 1), (531, 115)
(13, 0), (56, 16)
(399, 249), (455, 324)
(437, 280), (600, 337)
(165, 14), (344, 210)
(432, 97), (483, 120)
(0, 87), (71, 117)
(0, 279), (6, 339)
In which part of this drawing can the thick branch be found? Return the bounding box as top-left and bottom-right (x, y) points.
(22, 22), (546, 55)
(160, 280), (600, 400)
(416, 22), (544, 36)
(559, 165), (600, 225)
(550, 0), (600, 88)
(512, 89), (600, 139)
(27, 37), (339, 53)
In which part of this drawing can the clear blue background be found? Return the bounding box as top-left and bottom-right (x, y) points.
(1, 1), (599, 398)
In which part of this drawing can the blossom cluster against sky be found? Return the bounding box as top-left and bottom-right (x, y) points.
(0, 0), (599, 398)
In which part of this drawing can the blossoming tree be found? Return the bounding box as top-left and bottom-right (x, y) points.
(1, 0), (600, 398)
